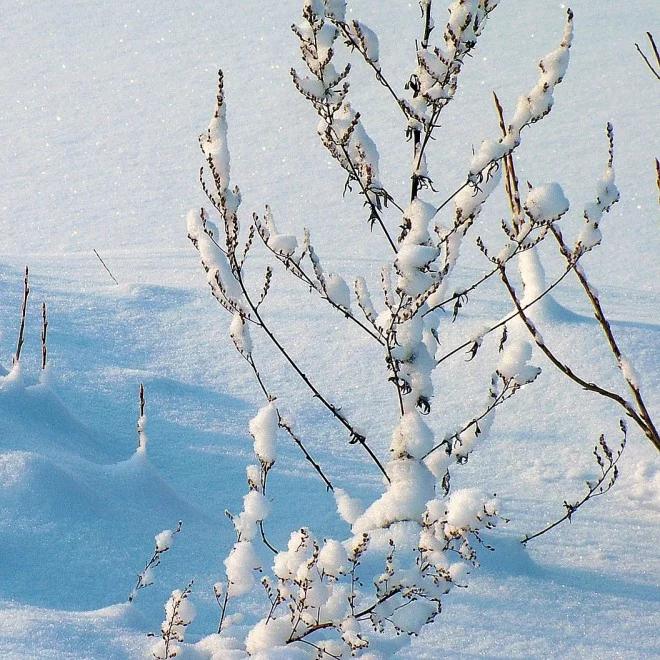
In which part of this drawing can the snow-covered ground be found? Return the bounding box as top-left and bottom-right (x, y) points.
(1, 1), (658, 658)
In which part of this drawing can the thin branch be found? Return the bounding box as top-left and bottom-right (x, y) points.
(128, 521), (183, 603)
(279, 415), (335, 492)
(435, 260), (575, 367)
(93, 248), (119, 285)
(423, 380), (513, 459)
(256, 227), (385, 346)
(259, 468), (279, 555)
(298, 23), (399, 253)
(285, 587), (404, 645)
(550, 224), (660, 452)
(137, 383), (147, 452)
(334, 21), (410, 122)
(522, 425), (626, 543)
(241, 351), (335, 492)
(336, 140), (398, 253)
(215, 585), (229, 634)
(240, 278), (390, 481)
(493, 92), (522, 219)
(635, 32), (660, 80)
(498, 265), (655, 447)
(385, 296), (408, 416)
(235, 282), (390, 480)
(410, 0), (434, 203)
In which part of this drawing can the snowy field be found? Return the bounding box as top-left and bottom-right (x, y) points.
(1, 1), (659, 658)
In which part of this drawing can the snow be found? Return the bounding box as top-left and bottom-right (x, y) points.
(391, 410), (434, 460)
(524, 182), (570, 223)
(229, 312), (252, 356)
(444, 488), (493, 530)
(351, 458), (436, 534)
(248, 403), (278, 466)
(325, 272), (351, 309)
(0, 0), (658, 658)
(224, 541), (261, 597)
(334, 487), (364, 524)
(347, 20), (380, 62)
(155, 529), (175, 553)
(619, 356), (640, 389)
(317, 539), (348, 576)
(263, 206), (298, 257)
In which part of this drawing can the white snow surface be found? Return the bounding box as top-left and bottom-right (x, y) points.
(0, 1), (658, 658)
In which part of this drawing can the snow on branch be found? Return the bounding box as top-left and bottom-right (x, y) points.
(151, 581), (195, 659)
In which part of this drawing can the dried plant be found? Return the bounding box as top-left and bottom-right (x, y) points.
(180, 1), (657, 655)
(93, 248), (119, 285)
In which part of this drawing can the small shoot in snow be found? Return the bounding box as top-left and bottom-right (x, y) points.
(137, 382), (148, 453)
(128, 521), (183, 603)
(40, 302), (48, 371)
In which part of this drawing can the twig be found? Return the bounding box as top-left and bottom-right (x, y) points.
(423, 381), (513, 459)
(230, 248), (391, 482)
(635, 32), (660, 80)
(257, 466), (279, 554)
(333, 21), (409, 122)
(215, 584), (230, 634)
(278, 414), (334, 492)
(522, 424), (626, 543)
(241, 345), (335, 492)
(256, 226), (385, 346)
(498, 265), (656, 448)
(550, 224), (660, 452)
(93, 248), (119, 285)
(156, 579), (194, 659)
(41, 302), (48, 370)
(13, 266), (30, 365)
(410, 0), (434, 203)
(493, 92), (522, 219)
(435, 262), (574, 366)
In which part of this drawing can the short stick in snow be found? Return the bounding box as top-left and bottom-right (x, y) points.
(13, 266), (30, 366)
